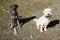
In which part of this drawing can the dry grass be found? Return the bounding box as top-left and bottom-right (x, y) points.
(0, 0), (60, 40)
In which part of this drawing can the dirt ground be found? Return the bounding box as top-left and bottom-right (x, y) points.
(0, 0), (60, 40)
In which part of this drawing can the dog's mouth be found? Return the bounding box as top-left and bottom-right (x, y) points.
(45, 15), (51, 18)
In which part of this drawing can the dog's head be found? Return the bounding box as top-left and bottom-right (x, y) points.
(43, 8), (52, 16)
(10, 4), (18, 10)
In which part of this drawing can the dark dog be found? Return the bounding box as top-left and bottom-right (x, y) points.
(6, 4), (20, 35)
(10, 4), (20, 28)
(10, 4), (20, 35)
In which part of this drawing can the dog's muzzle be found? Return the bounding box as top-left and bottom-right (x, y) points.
(48, 14), (51, 17)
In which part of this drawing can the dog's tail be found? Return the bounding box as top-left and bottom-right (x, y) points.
(33, 18), (37, 22)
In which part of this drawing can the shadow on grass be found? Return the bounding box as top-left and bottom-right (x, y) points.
(19, 16), (36, 27)
(47, 20), (60, 28)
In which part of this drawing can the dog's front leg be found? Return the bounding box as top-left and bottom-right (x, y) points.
(13, 28), (18, 35)
(44, 25), (47, 31)
(40, 25), (43, 32)
(17, 20), (20, 28)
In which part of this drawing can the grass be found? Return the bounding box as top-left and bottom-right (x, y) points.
(0, 0), (60, 40)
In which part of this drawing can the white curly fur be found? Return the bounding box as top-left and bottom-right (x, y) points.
(33, 8), (52, 32)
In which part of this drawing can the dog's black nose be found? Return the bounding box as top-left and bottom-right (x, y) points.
(48, 14), (51, 16)
(48, 14), (50, 15)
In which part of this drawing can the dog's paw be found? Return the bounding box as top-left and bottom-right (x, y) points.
(37, 27), (39, 29)
(13, 28), (18, 35)
(44, 29), (47, 31)
(40, 30), (43, 32)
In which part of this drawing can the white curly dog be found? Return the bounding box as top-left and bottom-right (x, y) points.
(33, 8), (52, 32)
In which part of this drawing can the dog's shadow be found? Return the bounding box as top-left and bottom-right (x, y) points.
(47, 20), (60, 28)
(19, 16), (36, 27)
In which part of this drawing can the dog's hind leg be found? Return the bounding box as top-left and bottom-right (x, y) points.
(36, 23), (40, 29)
(10, 23), (13, 29)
